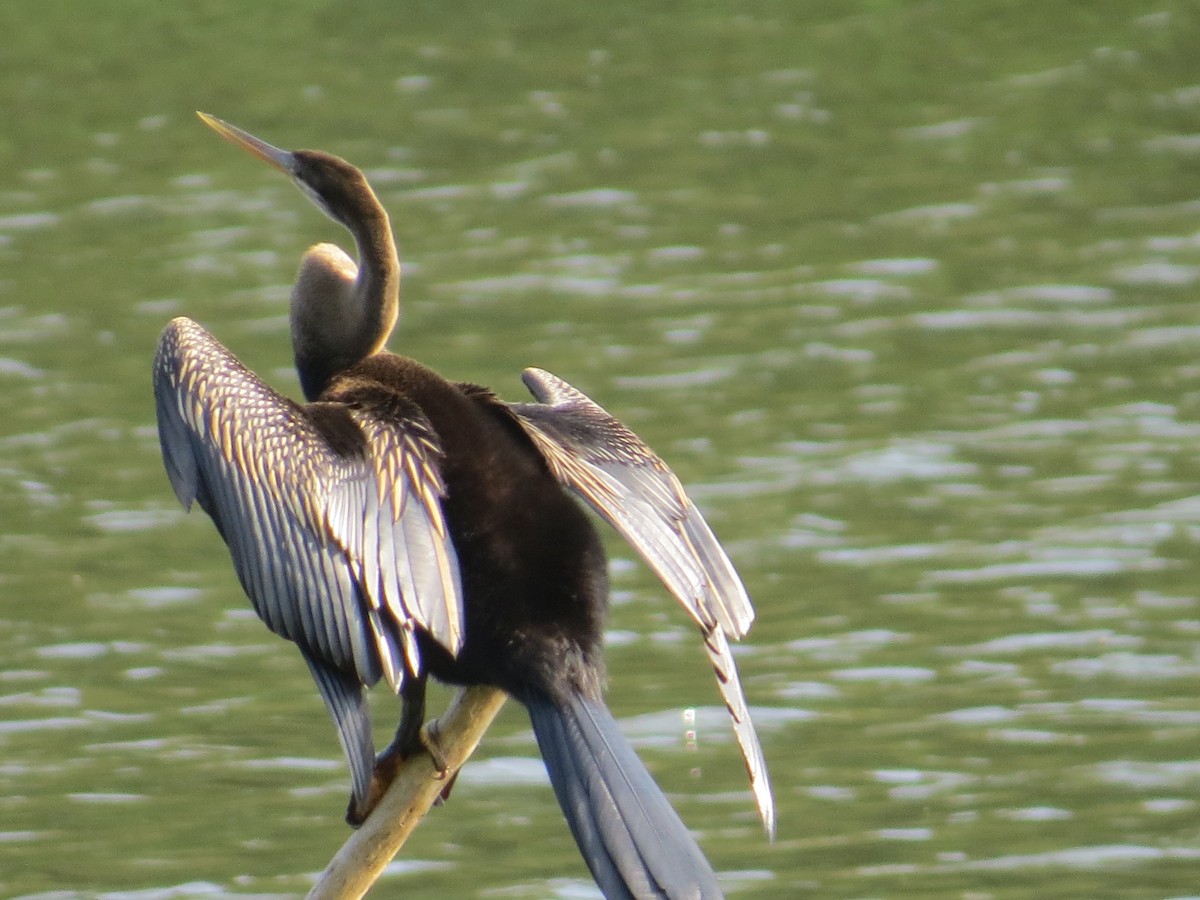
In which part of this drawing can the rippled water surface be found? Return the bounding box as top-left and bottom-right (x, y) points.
(3, 3), (1200, 898)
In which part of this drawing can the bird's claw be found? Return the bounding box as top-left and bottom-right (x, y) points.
(420, 718), (463, 804)
(343, 717), (454, 825)
(420, 719), (449, 777)
(346, 762), (397, 827)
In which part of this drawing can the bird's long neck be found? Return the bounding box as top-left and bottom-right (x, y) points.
(348, 204), (400, 342)
(292, 204), (400, 401)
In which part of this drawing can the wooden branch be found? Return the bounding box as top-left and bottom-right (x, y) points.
(306, 685), (509, 900)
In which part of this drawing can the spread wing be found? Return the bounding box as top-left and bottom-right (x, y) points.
(153, 316), (462, 806)
(509, 367), (775, 838)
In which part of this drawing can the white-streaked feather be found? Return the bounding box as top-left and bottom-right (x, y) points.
(153, 316), (465, 804)
(509, 366), (775, 837)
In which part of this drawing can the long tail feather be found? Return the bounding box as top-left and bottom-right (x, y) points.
(526, 692), (724, 900)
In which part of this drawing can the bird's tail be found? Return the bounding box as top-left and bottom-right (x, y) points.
(525, 692), (724, 900)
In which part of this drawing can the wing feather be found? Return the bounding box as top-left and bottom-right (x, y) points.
(153, 316), (464, 807)
(510, 366), (775, 837)
(703, 626), (776, 839)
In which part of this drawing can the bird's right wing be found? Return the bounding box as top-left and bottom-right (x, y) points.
(153, 317), (462, 804)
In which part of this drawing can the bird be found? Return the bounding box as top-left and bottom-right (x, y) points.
(154, 112), (774, 900)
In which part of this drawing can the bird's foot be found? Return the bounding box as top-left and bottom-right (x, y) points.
(420, 718), (463, 803)
(345, 747), (408, 827)
(420, 719), (449, 776)
(343, 716), (456, 825)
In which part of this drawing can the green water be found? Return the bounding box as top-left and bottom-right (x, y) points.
(3, 2), (1200, 897)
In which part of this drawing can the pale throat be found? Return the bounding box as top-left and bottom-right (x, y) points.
(290, 239), (399, 399)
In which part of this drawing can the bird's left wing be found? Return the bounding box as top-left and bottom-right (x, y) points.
(508, 367), (775, 838)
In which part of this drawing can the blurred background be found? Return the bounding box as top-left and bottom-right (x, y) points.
(2, 2), (1200, 897)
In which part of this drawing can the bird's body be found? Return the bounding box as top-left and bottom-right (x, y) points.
(155, 114), (773, 900)
(325, 353), (608, 702)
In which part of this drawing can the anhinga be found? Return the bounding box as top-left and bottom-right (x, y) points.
(154, 113), (774, 899)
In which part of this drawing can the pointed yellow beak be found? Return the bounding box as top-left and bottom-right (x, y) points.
(196, 112), (295, 174)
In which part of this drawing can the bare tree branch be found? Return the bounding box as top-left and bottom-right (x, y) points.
(306, 685), (509, 900)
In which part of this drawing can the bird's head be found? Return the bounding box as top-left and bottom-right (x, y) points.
(196, 112), (381, 231)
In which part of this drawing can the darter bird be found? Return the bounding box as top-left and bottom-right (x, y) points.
(153, 112), (774, 900)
